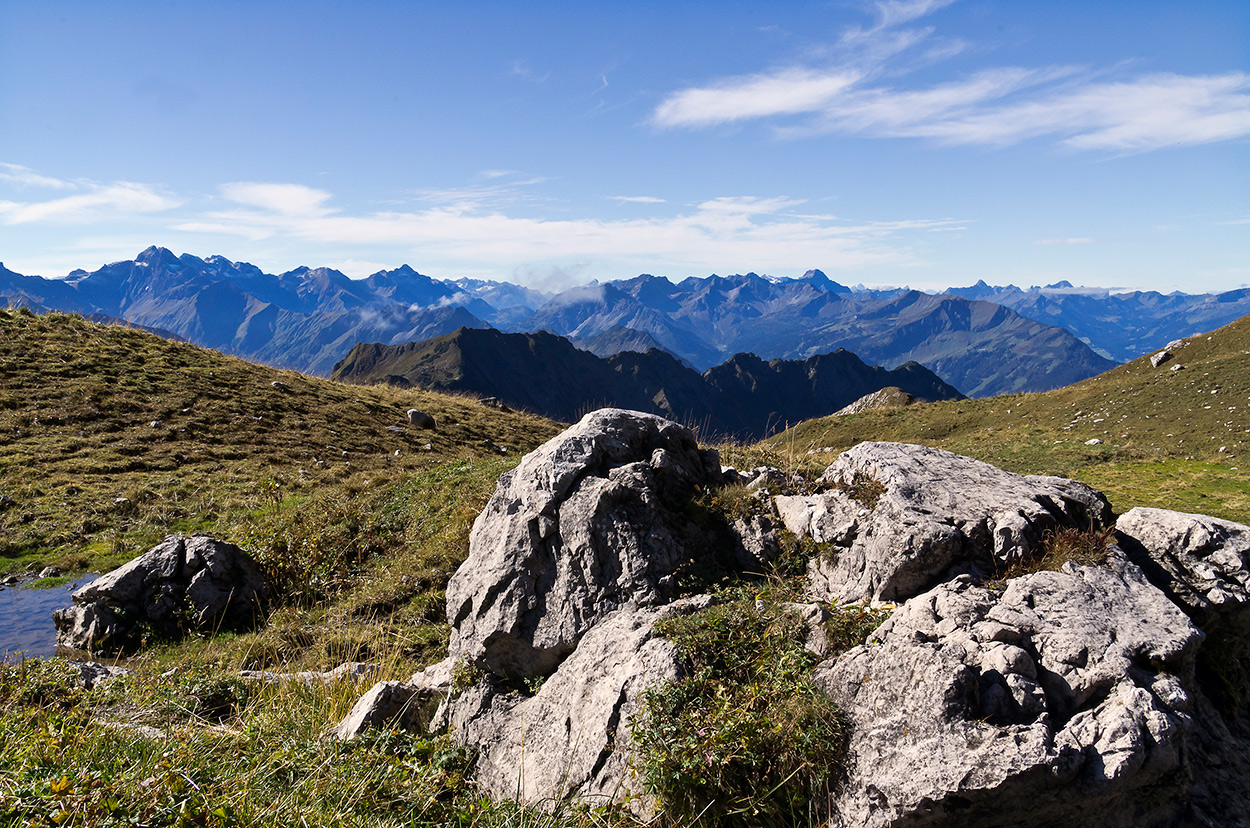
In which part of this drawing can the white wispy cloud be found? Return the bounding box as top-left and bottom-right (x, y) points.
(651, 1), (1250, 152)
(654, 68), (862, 127)
(219, 182), (333, 216)
(0, 181), (180, 224)
(0, 163), (76, 190)
(171, 183), (960, 277)
(610, 195), (667, 203)
(873, 0), (958, 29)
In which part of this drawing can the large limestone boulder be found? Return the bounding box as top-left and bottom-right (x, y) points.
(817, 556), (1208, 827)
(54, 535), (268, 654)
(445, 408), (721, 679)
(444, 598), (709, 809)
(1116, 506), (1250, 632)
(776, 442), (1112, 603)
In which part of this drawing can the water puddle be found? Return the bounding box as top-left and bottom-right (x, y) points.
(0, 575), (97, 662)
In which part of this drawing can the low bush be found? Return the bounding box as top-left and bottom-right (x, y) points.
(631, 594), (883, 826)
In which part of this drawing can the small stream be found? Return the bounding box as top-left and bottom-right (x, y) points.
(0, 575), (97, 662)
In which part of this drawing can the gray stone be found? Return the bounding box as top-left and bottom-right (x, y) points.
(407, 409), (436, 429)
(330, 680), (432, 740)
(835, 386), (918, 416)
(53, 535), (269, 654)
(240, 661), (377, 686)
(71, 660), (133, 689)
(407, 657), (456, 693)
(776, 442), (1112, 603)
(1150, 350), (1172, 367)
(1116, 507), (1250, 632)
(816, 558), (1207, 828)
(445, 599), (708, 811)
(445, 408), (721, 680)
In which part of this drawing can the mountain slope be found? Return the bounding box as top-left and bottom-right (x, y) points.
(9, 249), (1243, 399)
(524, 273), (1116, 396)
(774, 313), (1250, 523)
(0, 247), (529, 374)
(948, 281), (1250, 362)
(0, 308), (560, 571)
(329, 327), (964, 439)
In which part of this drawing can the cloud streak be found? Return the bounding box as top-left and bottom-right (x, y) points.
(169, 182), (960, 277)
(0, 181), (180, 224)
(651, 2), (1250, 152)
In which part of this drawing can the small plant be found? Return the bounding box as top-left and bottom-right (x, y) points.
(822, 601), (892, 653)
(991, 524), (1115, 584)
(450, 660), (483, 694)
(631, 598), (847, 826)
(828, 470), (887, 509)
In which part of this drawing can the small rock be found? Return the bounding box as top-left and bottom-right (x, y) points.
(72, 661), (133, 689)
(53, 535), (269, 655)
(271, 381), (288, 389)
(407, 409), (436, 429)
(479, 396), (510, 411)
(38, 566), (62, 579)
(149, 420), (161, 428)
(1086, 438), (1103, 445)
(241, 662), (377, 686)
(386, 425), (405, 433)
(1171, 364), (1184, 372)
(1150, 350), (1172, 367)
(330, 680), (433, 740)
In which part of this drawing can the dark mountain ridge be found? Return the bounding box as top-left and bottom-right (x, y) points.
(329, 326), (965, 439)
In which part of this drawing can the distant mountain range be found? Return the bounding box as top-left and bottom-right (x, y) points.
(4, 247), (1248, 397)
(330, 327), (964, 439)
(946, 280), (1250, 363)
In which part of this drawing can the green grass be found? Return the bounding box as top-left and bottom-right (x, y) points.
(630, 580), (888, 827)
(0, 308), (560, 578)
(773, 315), (1250, 524)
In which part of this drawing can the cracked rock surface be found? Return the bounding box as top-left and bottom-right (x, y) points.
(445, 408), (721, 680)
(817, 557), (1208, 827)
(777, 442), (1112, 603)
(443, 598), (710, 808)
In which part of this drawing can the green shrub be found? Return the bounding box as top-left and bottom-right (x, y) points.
(631, 599), (846, 826)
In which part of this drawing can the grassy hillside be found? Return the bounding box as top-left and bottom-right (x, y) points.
(773, 313), (1250, 523)
(0, 308), (560, 578)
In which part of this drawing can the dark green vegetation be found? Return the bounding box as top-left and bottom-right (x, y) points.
(775, 314), (1250, 525)
(633, 591), (887, 826)
(331, 326), (962, 440)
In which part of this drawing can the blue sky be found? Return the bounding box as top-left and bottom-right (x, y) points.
(1, 0), (1247, 293)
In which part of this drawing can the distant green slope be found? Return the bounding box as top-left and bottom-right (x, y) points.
(773, 314), (1250, 523)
